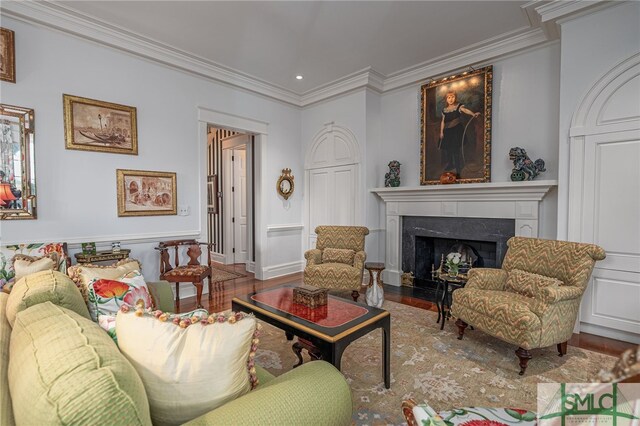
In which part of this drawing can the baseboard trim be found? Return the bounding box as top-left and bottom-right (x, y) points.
(261, 260), (304, 280)
(211, 252), (227, 264)
(385, 269), (401, 287)
(246, 261), (256, 273)
(579, 323), (640, 344)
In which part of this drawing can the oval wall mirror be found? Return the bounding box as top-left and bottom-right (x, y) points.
(0, 104), (37, 220)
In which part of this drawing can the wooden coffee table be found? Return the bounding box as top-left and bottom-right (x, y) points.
(232, 284), (391, 388)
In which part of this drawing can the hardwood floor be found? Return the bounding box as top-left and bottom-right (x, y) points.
(176, 264), (636, 358)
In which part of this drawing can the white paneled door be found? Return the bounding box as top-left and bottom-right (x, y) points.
(308, 164), (357, 247)
(233, 148), (248, 264)
(578, 133), (640, 340)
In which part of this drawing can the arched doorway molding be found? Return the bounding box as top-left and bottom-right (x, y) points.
(304, 122), (362, 249)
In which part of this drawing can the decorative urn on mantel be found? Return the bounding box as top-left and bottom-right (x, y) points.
(371, 180), (557, 286)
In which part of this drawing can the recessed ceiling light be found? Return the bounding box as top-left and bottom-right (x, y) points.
(296, 75), (303, 80)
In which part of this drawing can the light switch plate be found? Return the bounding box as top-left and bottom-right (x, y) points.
(178, 205), (190, 216)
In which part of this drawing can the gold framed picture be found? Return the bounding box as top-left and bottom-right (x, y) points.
(420, 65), (493, 184)
(64, 94), (138, 155)
(0, 28), (15, 83)
(117, 169), (176, 217)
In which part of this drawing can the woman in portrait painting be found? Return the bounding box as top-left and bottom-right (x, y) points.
(439, 91), (481, 177)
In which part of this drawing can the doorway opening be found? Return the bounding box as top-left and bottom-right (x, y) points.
(207, 126), (255, 273)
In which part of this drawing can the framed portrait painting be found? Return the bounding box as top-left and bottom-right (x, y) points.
(420, 65), (492, 185)
(63, 94), (138, 155)
(0, 28), (15, 83)
(117, 169), (176, 217)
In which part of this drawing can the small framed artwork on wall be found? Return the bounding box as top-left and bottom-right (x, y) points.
(0, 28), (16, 83)
(420, 65), (493, 185)
(63, 94), (138, 155)
(116, 169), (177, 217)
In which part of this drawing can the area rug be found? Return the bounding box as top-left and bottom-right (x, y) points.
(254, 299), (616, 425)
(211, 266), (245, 282)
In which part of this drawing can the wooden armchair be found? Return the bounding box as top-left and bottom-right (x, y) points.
(156, 239), (213, 309)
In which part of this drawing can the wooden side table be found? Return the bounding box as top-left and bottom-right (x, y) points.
(74, 249), (131, 265)
(433, 271), (468, 330)
(364, 262), (385, 308)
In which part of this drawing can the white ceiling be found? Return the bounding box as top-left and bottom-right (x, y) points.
(55, 1), (530, 94)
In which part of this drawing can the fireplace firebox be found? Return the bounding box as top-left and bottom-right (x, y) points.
(402, 216), (514, 290)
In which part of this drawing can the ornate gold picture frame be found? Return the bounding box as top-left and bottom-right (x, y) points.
(420, 66), (492, 185)
(117, 169), (176, 217)
(277, 168), (294, 200)
(64, 94), (138, 155)
(0, 104), (36, 220)
(0, 27), (15, 83)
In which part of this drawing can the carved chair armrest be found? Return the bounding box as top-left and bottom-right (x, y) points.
(465, 268), (508, 291)
(304, 249), (322, 266)
(353, 251), (366, 270)
(537, 285), (584, 304)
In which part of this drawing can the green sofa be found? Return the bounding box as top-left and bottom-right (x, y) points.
(0, 271), (353, 425)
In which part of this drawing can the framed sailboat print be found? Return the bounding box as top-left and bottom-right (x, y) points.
(63, 94), (138, 155)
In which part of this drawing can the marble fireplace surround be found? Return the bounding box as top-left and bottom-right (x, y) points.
(372, 180), (557, 286)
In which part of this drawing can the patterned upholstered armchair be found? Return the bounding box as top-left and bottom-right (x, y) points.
(451, 237), (606, 375)
(304, 226), (369, 301)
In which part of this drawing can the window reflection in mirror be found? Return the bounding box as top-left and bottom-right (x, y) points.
(0, 104), (36, 220)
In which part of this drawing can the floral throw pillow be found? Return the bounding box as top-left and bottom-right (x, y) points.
(409, 403), (536, 426)
(98, 314), (118, 344)
(87, 270), (154, 321)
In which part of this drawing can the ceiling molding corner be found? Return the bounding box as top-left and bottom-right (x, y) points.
(300, 67), (385, 107)
(381, 27), (548, 93)
(533, 0), (618, 39)
(1, 0), (303, 106)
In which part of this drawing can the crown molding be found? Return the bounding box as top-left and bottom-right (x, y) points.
(0, 0), (302, 106)
(533, 0), (618, 39)
(1, 0), (618, 108)
(300, 67), (385, 107)
(382, 27), (548, 92)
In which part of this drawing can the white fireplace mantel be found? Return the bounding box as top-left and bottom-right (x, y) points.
(372, 180), (557, 286)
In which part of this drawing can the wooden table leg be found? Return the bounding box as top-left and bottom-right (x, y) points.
(292, 337), (323, 368)
(382, 315), (391, 389)
(292, 342), (304, 368)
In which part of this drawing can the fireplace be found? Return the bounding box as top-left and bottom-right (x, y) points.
(402, 216), (514, 289)
(372, 180), (557, 286)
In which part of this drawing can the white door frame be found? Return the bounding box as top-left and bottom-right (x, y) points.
(198, 107), (268, 280)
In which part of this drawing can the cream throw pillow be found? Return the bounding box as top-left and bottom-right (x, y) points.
(13, 253), (59, 282)
(116, 309), (259, 426)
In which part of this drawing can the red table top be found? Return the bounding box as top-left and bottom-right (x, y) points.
(251, 287), (368, 328)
